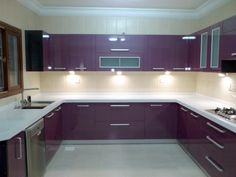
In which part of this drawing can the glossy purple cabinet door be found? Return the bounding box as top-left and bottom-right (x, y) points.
(50, 35), (70, 71)
(220, 30), (236, 60)
(222, 15), (236, 34)
(145, 103), (177, 139)
(147, 35), (188, 71)
(7, 132), (26, 177)
(95, 103), (145, 122)
(45, 106), (62, 163)
(62, 103), (96, 140)
(95, 121), (144, 139)
(68, 35), (95, 71)
(188, 33), (201, 71)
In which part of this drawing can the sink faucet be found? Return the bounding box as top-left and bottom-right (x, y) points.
(21, 88), (39, 104)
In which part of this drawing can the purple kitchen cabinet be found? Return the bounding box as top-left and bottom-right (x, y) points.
(62, 103), (96, 140)
(95, 35), (147, 71)
(49, 35), (70, 71)
(222, 15), (236, 34)
(44, 106), (62, 163)
(200, 120), (236, 177)
(95, 103), (145, 122)
(67, 35), (96, 71)
(147, 35), (188, 71)
(177, 106), (205, 162)
(145, 103), (178, 139)
(7, 132), (26, 177)
(188, 33), (201, 71)
(220, 30), (236, 60)
(95, 121), (144, 139)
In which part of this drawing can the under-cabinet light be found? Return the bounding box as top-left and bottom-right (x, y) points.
(47, 66), (52, 70)
(182, 36), (196, 40)
(111, 68), (115, 72)
(120, 37), (126, 42)
(109, 37), (118, 42)
(42, 34), (50, 38)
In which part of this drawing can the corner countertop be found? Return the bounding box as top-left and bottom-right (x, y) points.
(1, 92), (236, 141)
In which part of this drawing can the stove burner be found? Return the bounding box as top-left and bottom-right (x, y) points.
(213, 107), (236, 120)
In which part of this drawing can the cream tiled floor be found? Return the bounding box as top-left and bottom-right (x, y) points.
(44, 144), (207, 177)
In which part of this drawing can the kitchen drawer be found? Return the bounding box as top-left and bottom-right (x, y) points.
(95, 121), (144, 139)
(95, 103), (145, 121)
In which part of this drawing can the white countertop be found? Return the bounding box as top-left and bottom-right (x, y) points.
(1, 92), (236, 141)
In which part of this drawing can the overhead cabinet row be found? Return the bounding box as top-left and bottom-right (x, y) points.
(25, 15), (236, 72)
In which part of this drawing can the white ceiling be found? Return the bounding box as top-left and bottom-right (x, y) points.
(37, 0), (208, 10)
(17, 0), (232, 18)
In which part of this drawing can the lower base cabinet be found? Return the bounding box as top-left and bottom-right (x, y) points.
(7, 132), (26, 177)
(177, 106), (236, 177)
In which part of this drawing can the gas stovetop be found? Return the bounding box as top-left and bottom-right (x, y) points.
(207, 107), (236, 121)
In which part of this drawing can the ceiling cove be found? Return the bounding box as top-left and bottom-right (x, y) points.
(17, 0), (232, 19)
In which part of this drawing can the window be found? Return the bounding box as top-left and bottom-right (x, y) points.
(0, 21), (23, 98)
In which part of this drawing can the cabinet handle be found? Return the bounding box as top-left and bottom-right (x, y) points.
(205, 156), (224, 173)
(173, 68), (185, 71)
(110, 124), (130, 127)
(110, 104), (130, 107)
(55, 107), (61, 112)
(206, 136), (224, 149)
(110, 49), (130, 52)
(152, 68), (165, 70)
(206, 122), (226, 134)
(54, 67), (66, 70)
(75, 67), (87, 70)
(16, 137), (23, 160)
(231, 53), (236, 56)
(77, 105), (90, 107)
(190, 113), (199, 118)
(150, 104), (163, 107)
(46, 112), (55, 118)
(180, 107), (188, 112)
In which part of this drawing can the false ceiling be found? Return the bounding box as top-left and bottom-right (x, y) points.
(17, 0), (232, 18)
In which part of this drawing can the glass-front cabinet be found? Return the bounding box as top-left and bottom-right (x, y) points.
(210, 27), (221, 69)
(200, 32), (208, 69)
(0, 30), (5, 91)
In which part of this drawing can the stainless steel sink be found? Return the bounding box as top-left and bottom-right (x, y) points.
(21, 101), (54, 109)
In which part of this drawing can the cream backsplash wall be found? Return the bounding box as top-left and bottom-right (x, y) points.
(196, 73), (236, 104)
(0, 0), (40, 106)
(40, 72), (196, 93)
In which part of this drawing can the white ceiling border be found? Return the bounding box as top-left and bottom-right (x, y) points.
(16, 0), (232, 19)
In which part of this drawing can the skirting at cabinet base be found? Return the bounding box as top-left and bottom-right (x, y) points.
(61, 139), (177, 145)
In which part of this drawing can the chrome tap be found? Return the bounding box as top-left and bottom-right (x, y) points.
(21, 88), (39, 106)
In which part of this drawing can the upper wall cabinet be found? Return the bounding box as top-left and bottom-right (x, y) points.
(25, 31), (51, 71)
(49, 34), (96, 71)
(189, 33), (201, 71)
(220, 16), (236, 61)
(147, 35), (189, 71)
(95, 35), (147, 71)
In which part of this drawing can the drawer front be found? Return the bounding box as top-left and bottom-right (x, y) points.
(95, 121), (144, 139)
(95, 103), (145, 121)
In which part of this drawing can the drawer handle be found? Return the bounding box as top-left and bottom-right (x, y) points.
(231, 53), (236, 56)
(75, 67), (87, 70)
(110, 49), (130, 52)
(190, 113), (199, 118)
(77, 105), (90, 107)
(46, 112), (55, 118)
(54, 67), (66, 70)
(150, 104), (163, 107)
(110, 124), (130, 127)
(110, 105), (130, 107)
(180, 107), (188, 112)
(55, 107), (61, 112)
(206, 136), (224, 149)
(16, 137), (23, 160)
(205, 156), (224, 173)
(173, 68), (185, 70)
(152, 68), (165, 70)
(206, 122), (226, 134)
